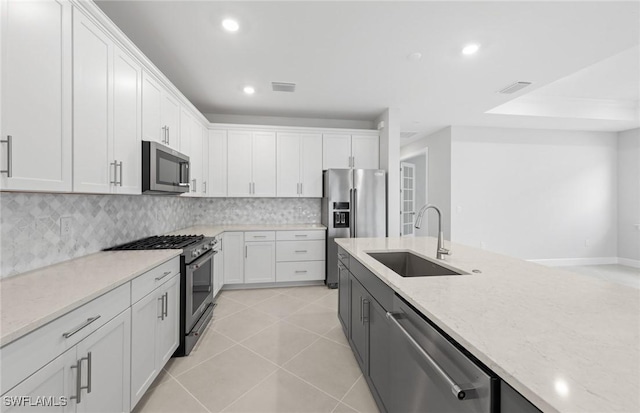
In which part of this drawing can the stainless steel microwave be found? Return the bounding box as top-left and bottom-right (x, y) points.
(142, 141), (190, 194)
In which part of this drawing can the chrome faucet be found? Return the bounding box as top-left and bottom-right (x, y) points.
(414, 204), (451, 260)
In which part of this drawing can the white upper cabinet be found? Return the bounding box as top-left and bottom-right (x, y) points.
(73, 10), (112, 194)
(112, 48), (142, 195)
(1, 0), (73, 192)
(277, 132), (322, 197)
(322, 133), (379, 170)
(73, 10), (141, 194)
(227, 130), (276, 197)
(206, 130), (228, 197)
(141, 70), (180, 150)
(351, 134), (379, 169)
(190, 121), (204, 196)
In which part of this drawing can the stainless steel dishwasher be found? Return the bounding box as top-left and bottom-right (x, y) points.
(387, 295), (497, 413)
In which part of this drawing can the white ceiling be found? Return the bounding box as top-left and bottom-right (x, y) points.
(95, 1), (640, 141)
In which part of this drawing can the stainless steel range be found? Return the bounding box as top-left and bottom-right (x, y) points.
(105, 234), (218, 356)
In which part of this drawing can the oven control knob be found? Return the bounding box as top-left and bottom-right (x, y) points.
(191, 250), (200, 258)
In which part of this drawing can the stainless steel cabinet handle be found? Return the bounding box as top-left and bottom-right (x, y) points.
(294, 270), (308, 274)
(70, 359), (82, 403)
(294, 250), (307, 253)
(192, 179), (197, 193)
(158, 295), (165, 320)
(118, 161), (123, 186)
(300, 182), (303, 195)
(163, 292), (168, 318)
(295, 234), (308, 238)
(386, 311), (470, 401)
(245, 245), (248, 258)
(110, 161), (118, 185)
(253, 235), (267, 238)
(0, 135), (12, 177)
(359, 297), (363, 322)
(363, 299), (369, 323)
(155, 270), (172, 281)
(167, 126), (170, 145)
(161, 126), (166, 144)
(63, 316), (101, 338)
(338, 253), (348, 259)
(83, 352), (92, 394)
(203, 181), (207, 194)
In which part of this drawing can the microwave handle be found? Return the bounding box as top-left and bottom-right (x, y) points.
(179, 162), (190, 186)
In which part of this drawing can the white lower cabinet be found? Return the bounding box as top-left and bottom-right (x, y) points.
(2, 310), (131, 413)
(130, 273), (179, 410)
(223, 232), (245, 284)
(245, 241), (276, 284)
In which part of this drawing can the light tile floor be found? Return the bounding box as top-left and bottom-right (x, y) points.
(133, 286), (380, 413)
(563, 264), (640, 289)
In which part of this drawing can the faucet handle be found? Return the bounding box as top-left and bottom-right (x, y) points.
(438, 248), (452, 257)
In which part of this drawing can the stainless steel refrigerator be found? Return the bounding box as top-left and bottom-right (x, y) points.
(322, 169), (386, 288)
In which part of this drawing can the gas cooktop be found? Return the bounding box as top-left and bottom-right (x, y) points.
(105, 235), (205, 251)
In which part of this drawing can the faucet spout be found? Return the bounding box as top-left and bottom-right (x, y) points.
(414, 204), (451, 260)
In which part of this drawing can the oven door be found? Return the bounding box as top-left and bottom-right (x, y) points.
(185, 250), (214, 332)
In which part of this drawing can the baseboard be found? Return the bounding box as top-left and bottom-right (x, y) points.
(528, 257), (619, 267)
(618, 258), (640, 269)
(529, 257), (640, 268)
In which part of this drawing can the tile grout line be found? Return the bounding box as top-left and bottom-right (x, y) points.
(166, 371), (214, 413)
(337, 374), (367, 413)
(218, 368), (281, 413)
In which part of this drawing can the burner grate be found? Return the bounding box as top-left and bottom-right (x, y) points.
(105, 235), (204, 250)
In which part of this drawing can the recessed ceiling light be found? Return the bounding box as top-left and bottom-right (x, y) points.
(222, 19), (239, 32)
(407, 52), (422, 61)
(462, 43), (480, 56)
(243, 86), (255, 95)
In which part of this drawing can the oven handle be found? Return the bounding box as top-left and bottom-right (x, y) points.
(188, 249), (214, 271)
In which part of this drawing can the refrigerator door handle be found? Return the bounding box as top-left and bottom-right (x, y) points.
(353, 187), (357, 237)
(349, 188), (354, 237)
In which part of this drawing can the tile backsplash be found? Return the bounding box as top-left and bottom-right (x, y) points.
(0, 193), (321, 278)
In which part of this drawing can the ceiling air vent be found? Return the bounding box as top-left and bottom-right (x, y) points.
(400, 131), (418, 139)
(498, 81), (532, 94)
(271, 82), (296, 92)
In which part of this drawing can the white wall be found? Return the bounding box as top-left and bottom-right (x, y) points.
(205, 113), (374, 130)
(617, 128), (640, 264)
(450, 126), (618, 261)
(377, 108), (401, 237)
(402, 153), (429, 236)
(401, 127), (452, 239)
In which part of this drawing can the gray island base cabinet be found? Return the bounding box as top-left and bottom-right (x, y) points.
(336, 246), (540, 413)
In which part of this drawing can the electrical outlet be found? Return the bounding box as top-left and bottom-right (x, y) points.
(60, 217), (73, 239)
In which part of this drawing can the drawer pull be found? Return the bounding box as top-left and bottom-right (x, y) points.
(155, 270), (172, 281)
(295, 234), (308, 238)
(253, 235), (267, 238)
(294, 270), (308, 274)
(63, 316), (101, 339)
(295, 250), (308, 253)
(338, 253), (348, 259)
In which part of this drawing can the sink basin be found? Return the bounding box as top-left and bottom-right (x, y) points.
(367, 251), (466, 277)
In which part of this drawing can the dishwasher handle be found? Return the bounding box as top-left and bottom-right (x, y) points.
(387, 311), (469, 401)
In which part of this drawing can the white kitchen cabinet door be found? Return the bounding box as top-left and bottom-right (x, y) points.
(75, 309), (131, 413)
(161, 93), (180, 149)
(207, 130), (227, 197)
(300, 133), (323, 197)
(201, 126), (209, 197)
(0, 0), (72, 192)
(190, 122), (204, 196)
(112, 47), (142, 195)
(251, 132), (276, 197)
(141, 71), (162, 144)
(223, 232), (244, 284)
(179, 107), (192, 155)
(245, 242), (276, 283)
(276, 133), (301, 197)
(130, 288), (160, 409)
(156, 274), (180, 367)
(322, 133), (351, 170)
(72, 9), (113, 194)
(352, 135), (379, 169)
(227, 131), (253, 197)
(1, 348), (76, 413)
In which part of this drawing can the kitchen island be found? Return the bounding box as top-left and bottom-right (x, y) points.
(335, 237), (640, 413)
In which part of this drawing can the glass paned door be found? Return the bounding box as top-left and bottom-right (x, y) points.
(400, 162), (415, 236)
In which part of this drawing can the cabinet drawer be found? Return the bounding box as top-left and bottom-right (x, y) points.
(245, 231), (276, 242)
(337, 246), (350, 268)
(277, 240), (325, 262)
(276, 230), (326, 241)
(1, 283), (130, 395)
(131, 257), (180, 303)
(276, 261), (325, 282)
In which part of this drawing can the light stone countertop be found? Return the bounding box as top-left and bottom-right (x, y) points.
(0, 250), (180, 347)
(166, 223), (326, 237)
(335, 236), (640, 413)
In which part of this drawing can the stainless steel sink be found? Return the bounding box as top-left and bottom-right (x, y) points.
(367, 251), (466, 277)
